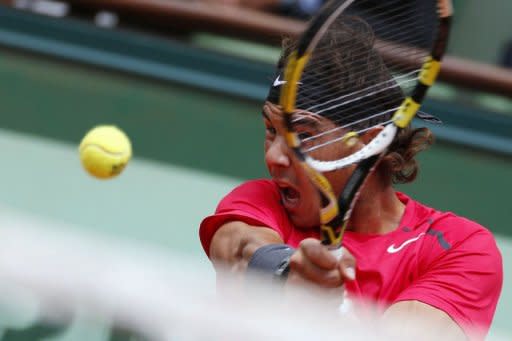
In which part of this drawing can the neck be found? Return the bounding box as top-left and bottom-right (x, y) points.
(347, 181), (405, 235)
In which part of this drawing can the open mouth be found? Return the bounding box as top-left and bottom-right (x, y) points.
(279, 185), (300, 209)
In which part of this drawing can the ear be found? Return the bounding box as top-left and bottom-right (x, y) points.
(359, 126), (384, 145)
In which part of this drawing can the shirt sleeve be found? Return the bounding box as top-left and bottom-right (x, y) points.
(392, 221), (503, 339)
(199, 179), (290, 257)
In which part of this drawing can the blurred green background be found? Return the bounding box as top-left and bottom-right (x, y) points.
(0, 1), (510, 340)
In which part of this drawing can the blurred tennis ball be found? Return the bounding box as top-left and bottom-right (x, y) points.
(79, 125), (132, 179)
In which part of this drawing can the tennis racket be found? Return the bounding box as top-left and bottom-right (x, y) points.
(279, 0), (452, 251)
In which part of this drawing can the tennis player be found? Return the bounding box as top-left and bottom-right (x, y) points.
(199, 21), (502, 341)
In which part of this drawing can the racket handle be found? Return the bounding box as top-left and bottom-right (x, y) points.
(329, 246), (344, 260)
(330, 246), (356, 280)
(328, 246), (354, 315)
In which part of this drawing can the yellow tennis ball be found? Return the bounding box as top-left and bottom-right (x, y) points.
(79, 125), (132, 179)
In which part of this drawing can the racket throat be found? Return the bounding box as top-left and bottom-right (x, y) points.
(320, 154), (382, 246)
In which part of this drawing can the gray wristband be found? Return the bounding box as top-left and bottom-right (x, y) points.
(273, 254), (292, 280)
(248, 244), (295, 280)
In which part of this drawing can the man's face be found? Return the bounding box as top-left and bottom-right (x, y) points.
(263, 102), (358, 229)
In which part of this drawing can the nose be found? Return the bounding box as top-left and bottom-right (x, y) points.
(265, 135), (291, 169)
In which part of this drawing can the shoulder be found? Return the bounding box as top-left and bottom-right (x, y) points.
(199, 179), (290, 256)
(429, 211), (499, 254)
(416, 206), (502, 280)
(401, 193), (498, 250)
(401, 193), (502, 274)
(221, 179), (280, 204)
(215, 179), (284, 217)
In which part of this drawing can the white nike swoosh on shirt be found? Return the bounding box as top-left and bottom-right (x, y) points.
(387, 232), (426, 254)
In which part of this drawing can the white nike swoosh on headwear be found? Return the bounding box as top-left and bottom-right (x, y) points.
(387, 232), (425, 254)
(273, 75), (286, 87)
(273, 75), (302, 87)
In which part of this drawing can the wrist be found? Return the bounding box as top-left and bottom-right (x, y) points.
(247, 244), (295, 282)
(273, 254), (292, 281)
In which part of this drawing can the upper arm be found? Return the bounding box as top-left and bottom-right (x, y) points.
(383, 300), (466, 340)
(209, 220), (283, 273)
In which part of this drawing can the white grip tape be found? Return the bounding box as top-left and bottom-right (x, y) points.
(329, 246), (344, 260)
(329, 247), (353, 315)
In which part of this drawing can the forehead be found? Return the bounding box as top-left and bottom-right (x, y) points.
(262, 102), (332, 128)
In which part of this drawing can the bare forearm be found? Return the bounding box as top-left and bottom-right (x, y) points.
(209, 221), (283, 273)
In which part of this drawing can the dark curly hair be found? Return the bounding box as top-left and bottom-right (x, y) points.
(268, 15), (433, 185)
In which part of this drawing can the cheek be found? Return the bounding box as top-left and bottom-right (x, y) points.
(308, 137), (350, 162)
(324, 167), (354, 196)
(297, 168), (321, 205)
(263, 139), (271, 157)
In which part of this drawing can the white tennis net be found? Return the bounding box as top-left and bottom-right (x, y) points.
(0, 205), (506, 341)
(0, 206), (367, 341)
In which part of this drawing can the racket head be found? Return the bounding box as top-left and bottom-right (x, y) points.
(278, 0), (453, 246)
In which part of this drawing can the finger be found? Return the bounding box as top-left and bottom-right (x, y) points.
(337, 248), (357, 281)
(289, 251), (343, 288)
(300, 238), (338, 270)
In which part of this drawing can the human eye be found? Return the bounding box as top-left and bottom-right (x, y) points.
(292, 122), (316, 143)
(263, 118), (276, 136)
(297, 131), (312, 140)
(266, 126), (276, 136)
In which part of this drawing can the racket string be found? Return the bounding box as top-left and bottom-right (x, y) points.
(297, 8), (433, 98)
(313, 10), (432, 62)
(345, 0), (418, 18)
(315, 76), (417, 126)
(296, 66), (420, 120)
(297, 52), (428, 114)
(300, 43), (426, 97)
(299, 65), (419, 108)
(293, 104), (403, 146)
(295, 75), (421, 154)
(292, 73), (418, 139)
(303, 70), (419, 117)
(303, 116), (396, 154)
(287, 0), (442, 164)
